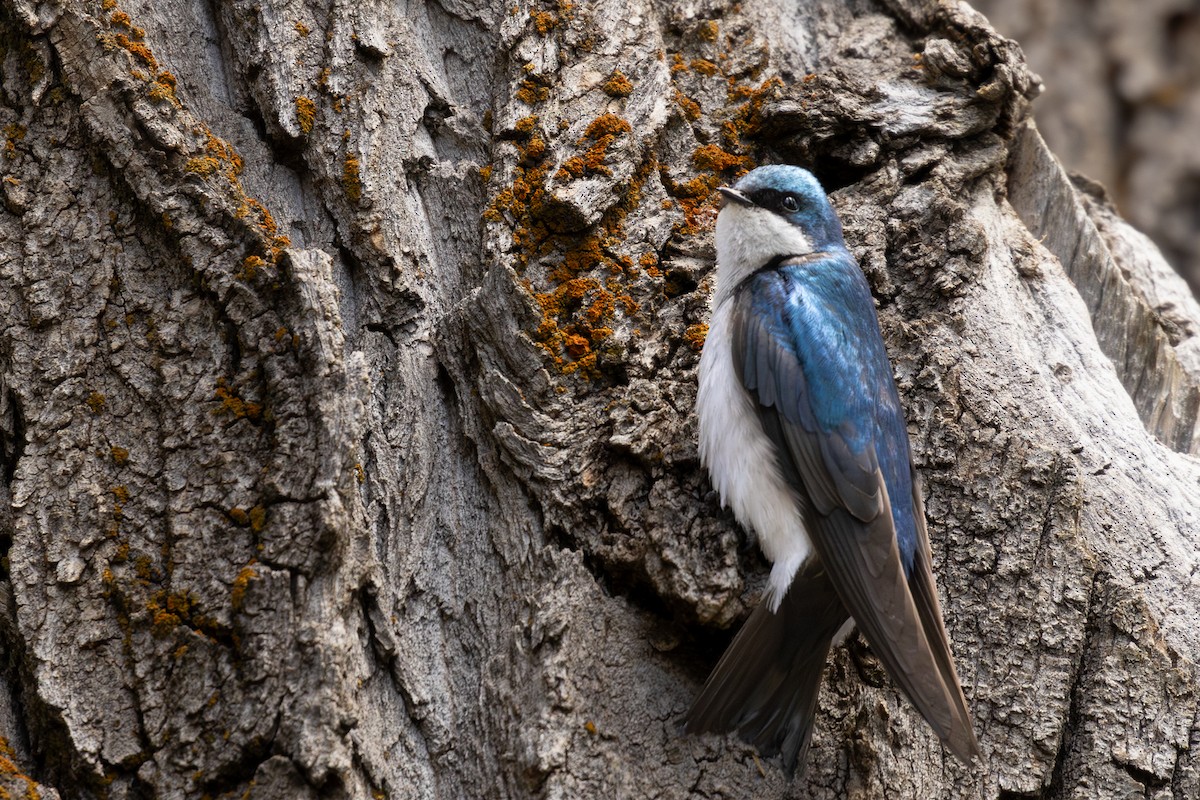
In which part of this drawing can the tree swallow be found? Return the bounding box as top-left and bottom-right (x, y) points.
(686, 165), (980, 774)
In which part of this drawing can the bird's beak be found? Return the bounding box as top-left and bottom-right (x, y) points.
(717, 187), (752, 209)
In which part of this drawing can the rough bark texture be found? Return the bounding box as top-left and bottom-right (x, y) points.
(974, 0), (1200, 295)
(0, 0), (1197, 798)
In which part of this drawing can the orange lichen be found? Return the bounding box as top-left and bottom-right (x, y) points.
(602, 69), (634, 98)
(229, 507), (250, 526)
(697, 20), (719, 41)
(295, 96), (316, 134)
(691, 143), (751, 174)
(0, 735), (41, 799)
(583, 113), (631, 140)
(554, 156), (586, 182)
(343, 155), (363, 201)
(523, 135), (547, 163)
(86, 391), (106, 413)
(674, 90), (701, 121)
(146, 588), (225, 642)
(515, 77), (550, 105)
(530, 9), (557, 34)
(248, 505), (267, 533)
(295, 21), (311, 36)
(111, 446), (130, 464)
(689, 58), (719, 76)
(213, 379), (263, 422)
(238, 255), (267, 280)
(574, 113), (631, 177)
(111, 33), (157, 71)
(684, 323), (709, 351)
(3, 124), (25, 159)
(184, 156), (220, 177)
(231, 562), (258, 610)
(148, 70), (178, 104)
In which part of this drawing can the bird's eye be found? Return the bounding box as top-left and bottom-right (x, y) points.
(781, 194), (800, 212)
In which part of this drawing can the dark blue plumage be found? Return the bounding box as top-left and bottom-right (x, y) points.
(687, 165), (979, 774)
(744, 257), (919, 573)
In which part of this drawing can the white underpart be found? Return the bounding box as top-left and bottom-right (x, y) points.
(712, 201), (813, 306)
(698, 202), (817, 611)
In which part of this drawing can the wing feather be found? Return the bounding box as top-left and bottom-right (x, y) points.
(730, 262), (978, 762)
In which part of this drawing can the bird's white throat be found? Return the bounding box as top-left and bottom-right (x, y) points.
(713, 203), (814, 305)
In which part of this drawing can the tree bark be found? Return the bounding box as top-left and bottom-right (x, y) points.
(0, 0), (1197, 798)
(972, 0), (1200, 296)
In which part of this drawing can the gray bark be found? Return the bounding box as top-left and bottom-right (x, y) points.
(974, 0), (1200, 296)
(0, 0), (1196, 798)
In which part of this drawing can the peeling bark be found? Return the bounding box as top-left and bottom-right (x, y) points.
(0, 0), (1197, 798)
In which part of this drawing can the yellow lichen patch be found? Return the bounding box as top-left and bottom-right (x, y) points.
(354, 463), (366, 483)
(183, 129), (293, 262)
(111, 446), (130, 464)
(530, 9), (557, 34)
(343, 155), (363, 201)
(295, 96), (316, 134)
(515, 77), (551, 105)
(3, 124), (26, 159)
(237, 255), (267, 281)
(229, 506), (250, 526)
(212, 379), (263, 422)
(146, 589), (224, 641)
(691, 143), (751, 175)
(602, 69), (634, 98)
(576, 113), (631, 178)
(684, 323), (709, 351)
(697, 20), (719, 42)
(0, 735), (41, 800)
(295, 21), (311, 36)
(582, 113), (632, 140)
(147, 590), (190, 636)
(722, 75), (783, 147)
(553, 156), (585, 183)
(248, 505), (267, 533)
(184, 156), (220, 177)
(109, 32), (158, 72)
(86, 391), (106, 413)
(674, 90), (701, 122)
(231, 561), (258, 610)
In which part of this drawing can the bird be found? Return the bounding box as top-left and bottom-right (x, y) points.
(685, 164), (980, 775)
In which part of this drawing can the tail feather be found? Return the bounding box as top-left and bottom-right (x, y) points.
(685, 561), (847, 773)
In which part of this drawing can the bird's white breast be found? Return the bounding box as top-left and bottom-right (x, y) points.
(712, 202), (813, 306)
(697, 297), (812, 610)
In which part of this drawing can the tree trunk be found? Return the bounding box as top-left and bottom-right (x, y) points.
(0, 0), (1196, 798)
(972, 0), (1200, 296)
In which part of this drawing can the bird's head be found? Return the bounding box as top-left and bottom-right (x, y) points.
(714, 166), (846, 287)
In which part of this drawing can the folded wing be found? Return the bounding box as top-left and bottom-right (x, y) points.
(731, 262), (979, 763)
